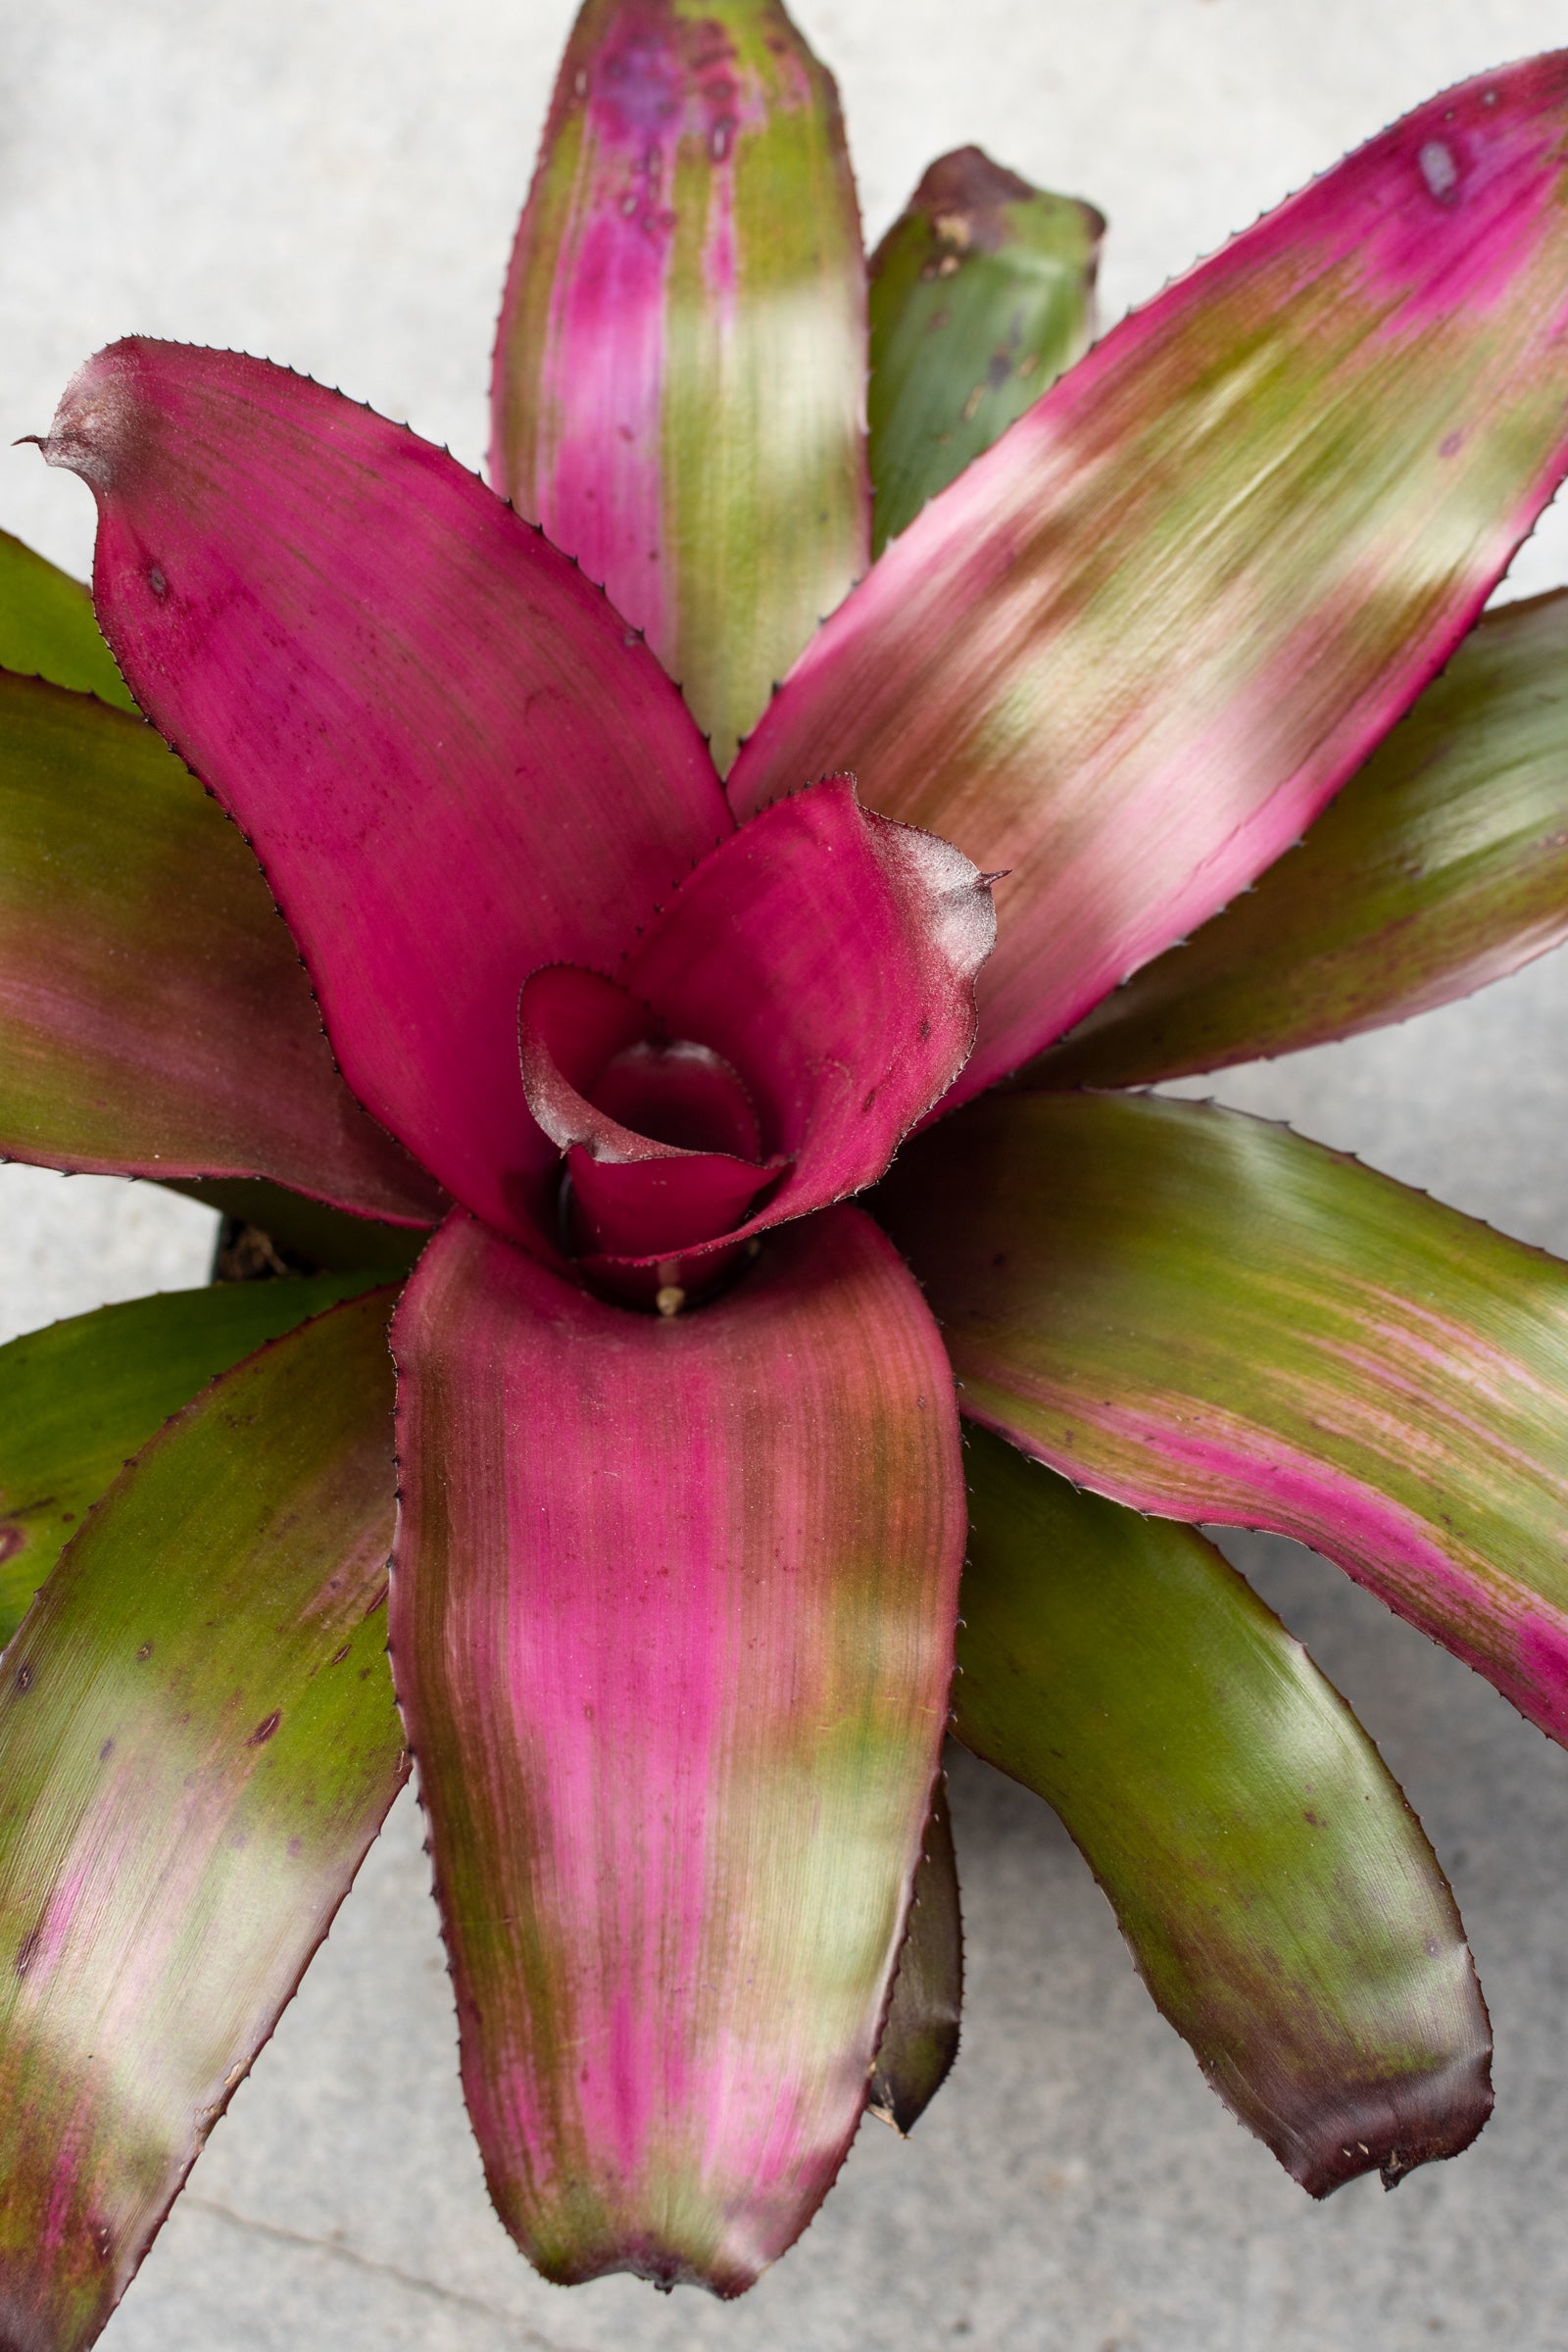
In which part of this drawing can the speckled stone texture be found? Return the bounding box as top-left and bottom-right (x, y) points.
(5, 3), (1568, 2344)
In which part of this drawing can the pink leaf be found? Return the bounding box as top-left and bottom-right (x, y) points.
(390, 1204), (965, 2294)
(518, 964), (781, 1257)
(731, 55), (1568, 1102)
(514, 779), (995, 1294)
(44, 341), (732, 1238)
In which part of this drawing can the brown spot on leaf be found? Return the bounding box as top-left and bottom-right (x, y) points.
(246, 1710), (281, 1746)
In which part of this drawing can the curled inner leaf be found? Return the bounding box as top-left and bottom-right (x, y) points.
(518, 963), (784, 1260)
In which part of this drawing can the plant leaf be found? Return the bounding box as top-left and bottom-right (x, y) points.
(390, 1204), (963, 2294)
(0, 1290), (405, 2352)
(1035, 589), (1568, 1085)
(958, 1425), (1491, 2192)
(0, 668), (442, 1223)
(159, 1178), (430, 1275)
(731, 56), (1568, 1102)
(866, 1774), (962, 2136)
(514, 778), (996, 1293)
(491, 0), (869, 770)
(44, 342), (731, 1242)
(0, 525), (133, 711)
(878, 1090), (1568, 1746)
(867, 147), (1102, 556)
(0, 1273), (390, 1643)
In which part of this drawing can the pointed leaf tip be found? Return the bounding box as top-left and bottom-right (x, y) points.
(866, 1774), (962, 2135)
(48, 339), (728, 1239)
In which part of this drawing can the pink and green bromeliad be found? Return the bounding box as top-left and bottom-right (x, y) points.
(7, 1), (1568, 2339)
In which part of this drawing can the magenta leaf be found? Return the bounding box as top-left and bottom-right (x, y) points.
(879, 1091), (1568, 1747)
(731, 55), (1568, 1101)
(0, 668), (442, 1221)
(491, 0), (868, 769)
(517, 963), (783, 1258)
(389, 1204), (964, 2293)
(0, 1292), (404, 2350)
(44, 340), (732, 1239)
(518, 779), (995, 1296)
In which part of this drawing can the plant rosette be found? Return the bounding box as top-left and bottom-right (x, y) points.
(5, 4), (1568, 2344)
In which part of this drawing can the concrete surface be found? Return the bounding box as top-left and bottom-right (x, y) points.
(4, 2), (1568, 2345)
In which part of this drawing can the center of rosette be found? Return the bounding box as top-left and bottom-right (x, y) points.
(518, 965), (787, 1281)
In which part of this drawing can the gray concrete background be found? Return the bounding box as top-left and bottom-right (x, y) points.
(5, 2), (1568, 2344)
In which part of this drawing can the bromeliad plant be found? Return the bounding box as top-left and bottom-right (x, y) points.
(6, 1), (1568, 2338)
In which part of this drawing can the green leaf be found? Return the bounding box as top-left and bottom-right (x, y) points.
(867, 1774), (962, 2135)
(957, 1426), (1491, 2193)
(0, 1273), (386, 1645)
(878, 1090), (1568, 1747)
(1037, 590), (1568, 1086)
(0, 668), (443, 1223)
(0, 526), (134, 711)
(160, 1177), (430, 1275)
(0, 1290), (404, 2352)
(868, 147), (1102, 556)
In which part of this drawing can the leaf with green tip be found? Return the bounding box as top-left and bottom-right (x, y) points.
(0, 668), (442, 1225)
(879, 1091), (1568, 1748)
(0, 1273), (390, 1643)
(491, 0), (869, 769)
(866, 1775), (962, 2136)
(958, 1426), (1491, 2193)
(0, 526), (133, 710)
(1038, 590), (1568, 1086)
(868, 147), (1102, 556)
(390, 1204), (963, 2294)
(0, 1290), (405, 2352)
(732, 57), (1568, 1102)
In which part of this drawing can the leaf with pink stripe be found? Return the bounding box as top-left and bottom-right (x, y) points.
(732, 56), (1568, 1101)
(878, 1091), (1568, 1746)
(390, 1205), (964, 2292)
(492, 0), (868, 770)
